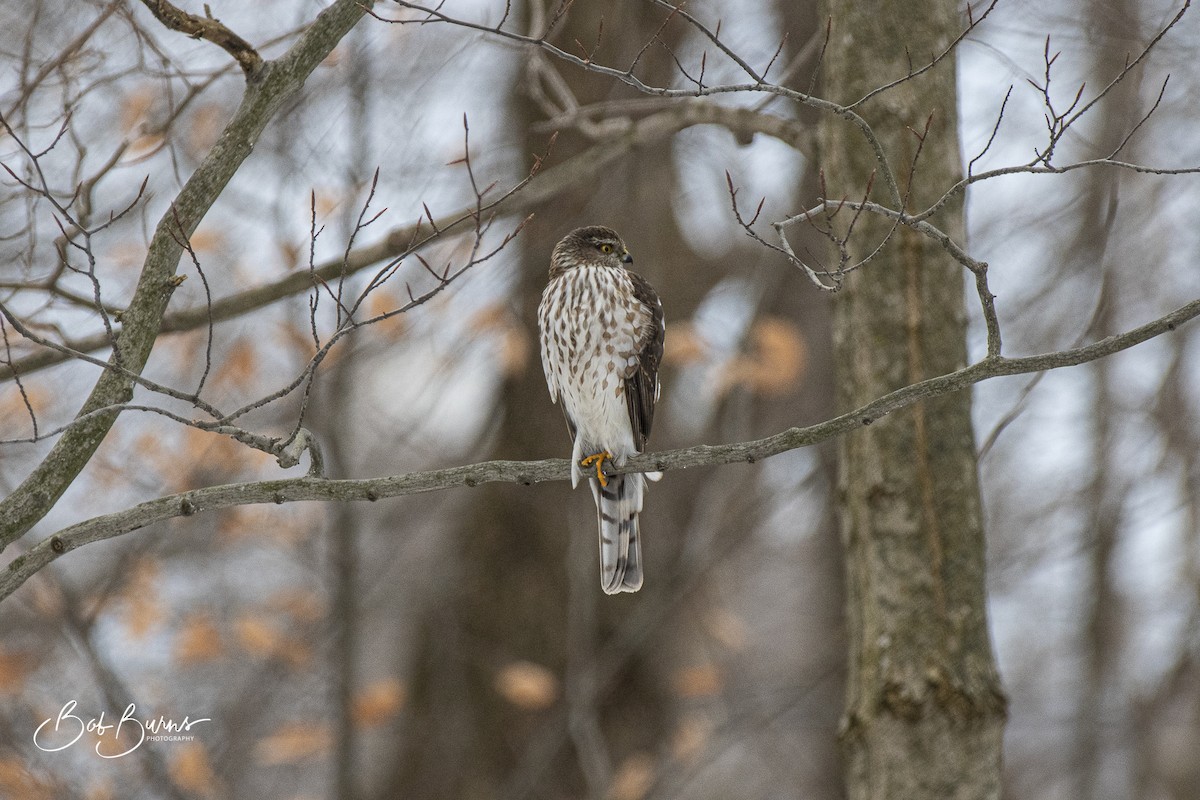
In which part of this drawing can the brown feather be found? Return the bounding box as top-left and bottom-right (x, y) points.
(624, 271), (664, 451)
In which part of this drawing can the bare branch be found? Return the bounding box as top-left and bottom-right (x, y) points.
(309, 190), (325, 348)
(0, 106), (748, 383)
(0, 0), (376, 551)
(778, 197), (1003, 356)
(726, 171), (838, 292)
(968, 85), (1012, 177)
(0, 315), (38, 439)
(1030, 2), (1189, 167)
(0, 300), (226, 420)
(648, 0), (765, 85)
(921, 154), (1200, 224)
(3, 0), (123, 120)
(846, 0), (1000, 109)
(169, 206), (215, 399)
(379, 0), (904, 203)
(137, 0), (264, 77)
(1056, 1), (1189, 143)
(4, 296), (1196, 603)
(1107, 75), (1170, 160)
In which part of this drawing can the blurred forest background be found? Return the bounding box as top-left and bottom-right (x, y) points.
(1, 0), (1198, 799)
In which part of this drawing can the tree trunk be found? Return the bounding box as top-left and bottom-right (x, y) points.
(1072, 4), (1139, 796)
(816, 3), (1008, 798)
(385, 4), (696, 797)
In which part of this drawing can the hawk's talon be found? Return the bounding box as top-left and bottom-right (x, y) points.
(580, 451), (613, 488)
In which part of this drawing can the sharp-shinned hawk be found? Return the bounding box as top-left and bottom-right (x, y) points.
(538, 226), (665, 594)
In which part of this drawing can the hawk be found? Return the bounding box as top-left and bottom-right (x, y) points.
(538, 226), (665, 594)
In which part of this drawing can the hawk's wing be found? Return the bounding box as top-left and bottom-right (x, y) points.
(560, 405), (578, 442)
(624, 271), (665, 452)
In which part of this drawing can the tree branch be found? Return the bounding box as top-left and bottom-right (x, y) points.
(378, 0), (905, 204)
(139, 0), (264, 78)
(3, 296), (1195, 603)
(0, 102), (760, 382)
(0, 0), (375, 553)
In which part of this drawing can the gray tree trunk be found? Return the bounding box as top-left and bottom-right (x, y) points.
(384, 4), (693, 796)
(816, 2), (1008, 798)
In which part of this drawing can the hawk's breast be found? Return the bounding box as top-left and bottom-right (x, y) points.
(538, 265), (649, 456)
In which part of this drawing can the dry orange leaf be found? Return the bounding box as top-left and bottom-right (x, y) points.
(469, 303), (531, 376)
(671, 664), (723, 699)
(106, 241), (147, 269)
(211, 338), (258, 389)
(187, 228), (225, 254)
(26, 576), (65, 618)
(608, 753), (655, 800)
(84, 778), (116, 800)
(276, 239), (303, 271)
(0, 758), (58, 800)
(671, 714), (713, 762)
(187, 103), (225, 157)
(718, 316), (807, 397)
(175, 614), (224, 665)
(468, 302), (509, 334)
(275, 321), (317, 359)
(352, 678), (407, 728)
(0, 386), (46, 435)
(703, 608), (748, 651)
(321, 48), (343, 68)
(233, 615), (311, 668)
(499, 327), (531, 377)
(217, 506), (309, 547)
(0, 647), (35, 694)
(366, 288), (408, 340)
(124, 133), (165, 162)
(266, 589), (325, 624)
(255, 722), (331, 766)
(121, 558), (163, 640)
(170, 742), (218, 795)
(494, 661), (559, 710)
(120, 85), (156, 133)
(180, 424), (243, 468)
(277, 638), (313, 669)
(662, 321), (709, 367)
(313, 188), (342, 218)
(125, 599), (163, 640)
(216, 506), (268, 545)
(234, 616), (283, 657)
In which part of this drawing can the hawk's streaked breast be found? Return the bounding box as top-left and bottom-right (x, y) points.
(539, 264), (649, 462)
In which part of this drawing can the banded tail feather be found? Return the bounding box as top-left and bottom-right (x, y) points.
(590, 472), (644, 594)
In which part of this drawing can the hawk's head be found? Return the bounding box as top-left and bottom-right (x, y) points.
(551, 226), (633, 277)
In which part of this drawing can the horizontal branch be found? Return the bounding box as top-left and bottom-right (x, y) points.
(532, 98), (813, 151)
(3, 295), (1196, 603)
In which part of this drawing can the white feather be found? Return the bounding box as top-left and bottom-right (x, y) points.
(538, 266), (649, 481)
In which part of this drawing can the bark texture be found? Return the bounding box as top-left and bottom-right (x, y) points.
(817, 3), (1008, 798)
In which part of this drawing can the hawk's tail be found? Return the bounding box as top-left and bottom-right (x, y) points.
(590, 472), (644, 594)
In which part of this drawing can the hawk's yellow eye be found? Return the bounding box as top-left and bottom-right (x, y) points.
(599, 243), (613, 253)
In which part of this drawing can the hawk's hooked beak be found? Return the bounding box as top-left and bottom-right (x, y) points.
(621, 250), (633, 264)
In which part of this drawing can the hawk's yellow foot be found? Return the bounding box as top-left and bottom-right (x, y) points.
(580, 451), (614, 487)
